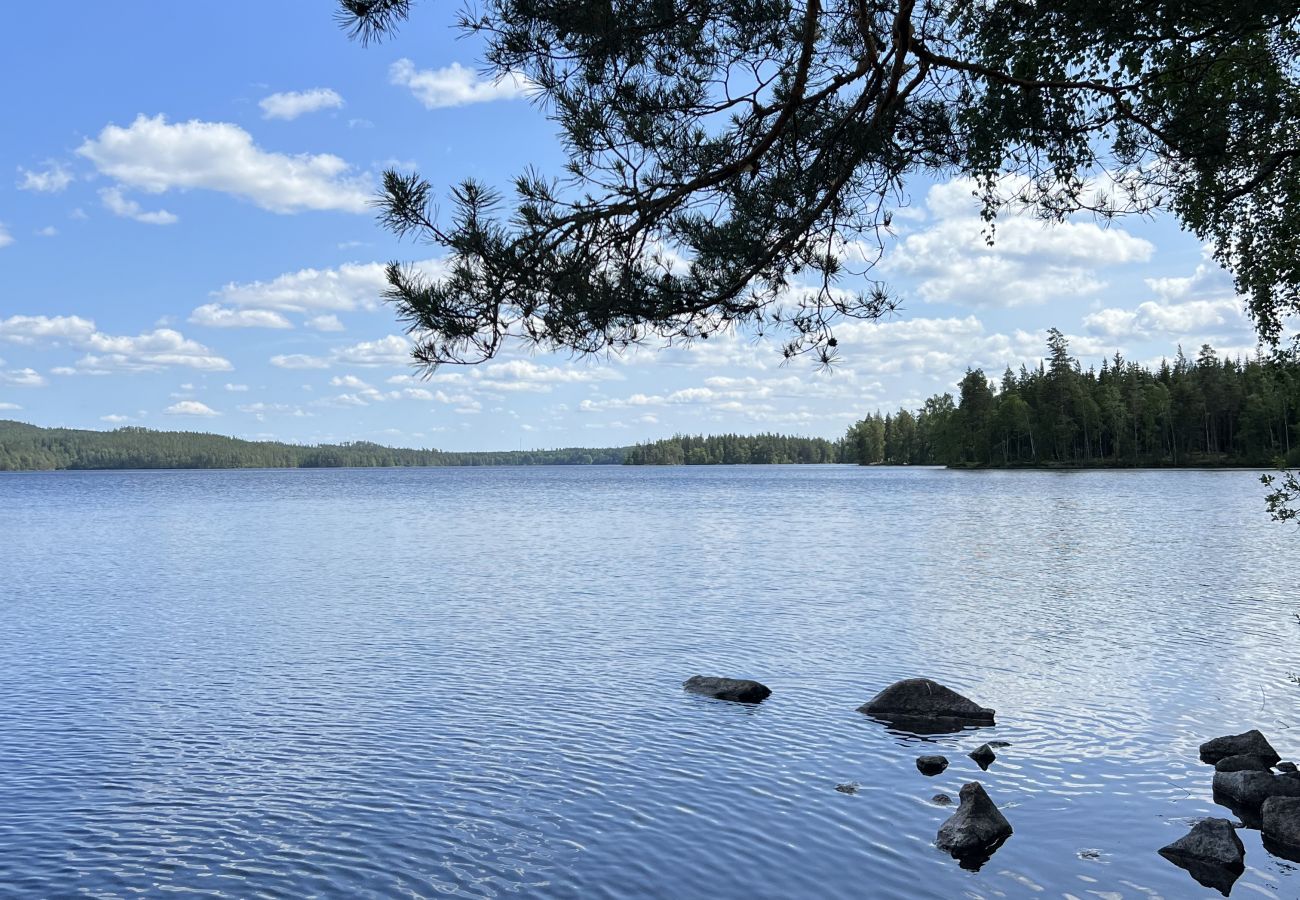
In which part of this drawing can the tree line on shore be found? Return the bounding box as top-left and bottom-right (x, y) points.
(0, 421), (625, 471)
(843, 330), (1300, 468)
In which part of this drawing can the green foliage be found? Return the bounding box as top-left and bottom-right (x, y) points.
(1262, 472), (1300, 523)
(843, 332), (1300, 468)
(0, 421), (625, 471)
(623, 432), (841, 465)
(340, 1), (1300, 368)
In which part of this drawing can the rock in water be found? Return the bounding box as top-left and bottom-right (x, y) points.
(917, 755), (949, 776)
(682, 675), (771, 703)
(1199, 729), (1280, 766)
(1263, 796), (1300, 862)
(935, 782), (1012, 862)
(1214, 754), (1275, 773)
(858, 678), (995, 734)
(969, 743), (997, 770)
(1212, 770), (1300, 816)
(1279, 762), (1298, 774)
(931, 793), (952, 805)
(834, 782), (860, 795)
(1158, 818), (1245, 896)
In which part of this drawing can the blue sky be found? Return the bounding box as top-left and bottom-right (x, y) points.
(0, 3), (1268, 451)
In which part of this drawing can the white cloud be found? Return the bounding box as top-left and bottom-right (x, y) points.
(329, 374), (372, 389)
(885, 178), (1154, 307)
(100, 414), (131, 423)
(77, 114), (371, 214)
(270, 353), (331, 370)
(17, 161), (73, 193)
(100, 186), (178, 225)
(472, 359), (623, 393)
(37, 226), (58, 237)
(390, 59), (532, 109)
(214, 261), (389, 312)
(0, 402), (23, 411)
(225, 383), (249, 391)
(305, 314), (345, 332)
(260, 88), (344, 120)
(189, 303), (292, 329)
(0, 315), (98, 345)
(0, 368), (46, 387)
(164, 400), (219, 417)
(0, 223), (12, 248)
(333, 334), (411, 367)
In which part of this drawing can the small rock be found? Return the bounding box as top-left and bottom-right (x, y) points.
(1279, 762), (1298, 774)
(682, 675), (771, 703)
(1200, 729), (1280, 766)
(858, 678), (995, 734)
(835, 782), (859, 795)
(1214, 754), (1275, 773)
(935, 781), (1013, 861)
(931, 793), (952, 805)
(1158, 818), (1245, 897)
(917, 755), (949, 776)
(986, 741), (1012, 749)
(969, 743), (997, 770)
(1212, 769), (1300, 814)
(1077, 848), (1103, 861)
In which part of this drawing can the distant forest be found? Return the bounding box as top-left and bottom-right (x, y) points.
(842, 330), (1300, 468)
(0, 421), (625, 471)
(623, 433), (841, 465)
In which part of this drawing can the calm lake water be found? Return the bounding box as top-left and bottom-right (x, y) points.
(1, 465), (1297, 898)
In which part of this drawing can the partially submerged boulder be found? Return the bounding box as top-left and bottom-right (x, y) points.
(935, 782), (1012, 862)
(917, 755), (949, 776)
(1279, 762), (1298, 774)
(969, 743), (997, 770)
(931, 793), (952, 805)
(1158, 818), (1245, 896)
(859, 678), (995, 734)
(1200, 729), (1280, 766)
(1264, 797), (1300, 863)
(1212, 769), (1300, 815)
(1214, 754), (1274, 773)
(682, 675), (771, 703)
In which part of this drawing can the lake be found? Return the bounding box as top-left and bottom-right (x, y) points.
(0, 465), (1296, 898)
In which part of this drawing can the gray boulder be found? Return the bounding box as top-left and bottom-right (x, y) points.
(1200, 729), (1280, 766)
(1279, 762), (1298, 774)
(683, 675), (771, 703)
(969, 743), (997, 770)
(1263, 797), (1300, 861)
(931, 793), (952, 805)
(859, 678), (995, 734)
(917, 755), (949, 776)
(1214, 754), (1275, 773)
(1212, 769), (1300, 814)
(1158, 818), (1245, 896)
(935, 782), (1012, 859)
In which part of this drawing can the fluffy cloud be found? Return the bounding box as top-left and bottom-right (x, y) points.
(0, 223), (12, 248)
(189, 304), (292, 329)
(0, 368), (47, 387)
(473, 359), (623, 393)
(390, 59), (532, 109)
(100, 186), (178, 225)
(0, 315), (232, 373)
(306, 314), (345, 332)
(77, 114), (371, 214)
(164, 400), (219, 417)
(269, 354), (331, 370)
(259, 88), (344, 120)
(885, 178), (1154, 307)
(0, 402), (21, 411)
(17, 161), (73, 193)
(213, 261), (395, 312)
(100, 414), (131, 423)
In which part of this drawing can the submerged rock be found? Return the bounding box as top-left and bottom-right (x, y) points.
(1212, 769), (1300, 815)
(917, 755), (949, 776)
(835, 781), (860, 795)
(682, 675), (771, 703)
(859, 678), (995, 734)
(968, 743), (997, 770)
(931, 793), (952, 805)
(1158, 818), (1245, 897)
(1200, 729), (1280, 766)
(935, 781), (1012, 863)
(1263, 797), (1300, 862)
(1279, 762), (1298, 774)
(1214, 754), (1275, 773)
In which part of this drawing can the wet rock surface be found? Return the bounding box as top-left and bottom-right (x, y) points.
(682, 675), (771, 703)
(858, 678), (995, 734)
(916, 755), (949, 776)
(1200, 730), (1280, 766)
(1158, 818), (1245, 897)
(935, 781), (1012, 865)
(1214, 754), (1275, 773)
(968, 743), (997, 770)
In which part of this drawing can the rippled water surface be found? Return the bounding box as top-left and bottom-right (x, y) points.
(2, 466), (1298, 898)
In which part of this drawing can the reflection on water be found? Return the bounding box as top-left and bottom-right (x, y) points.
(0, 465), (1295, 898)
